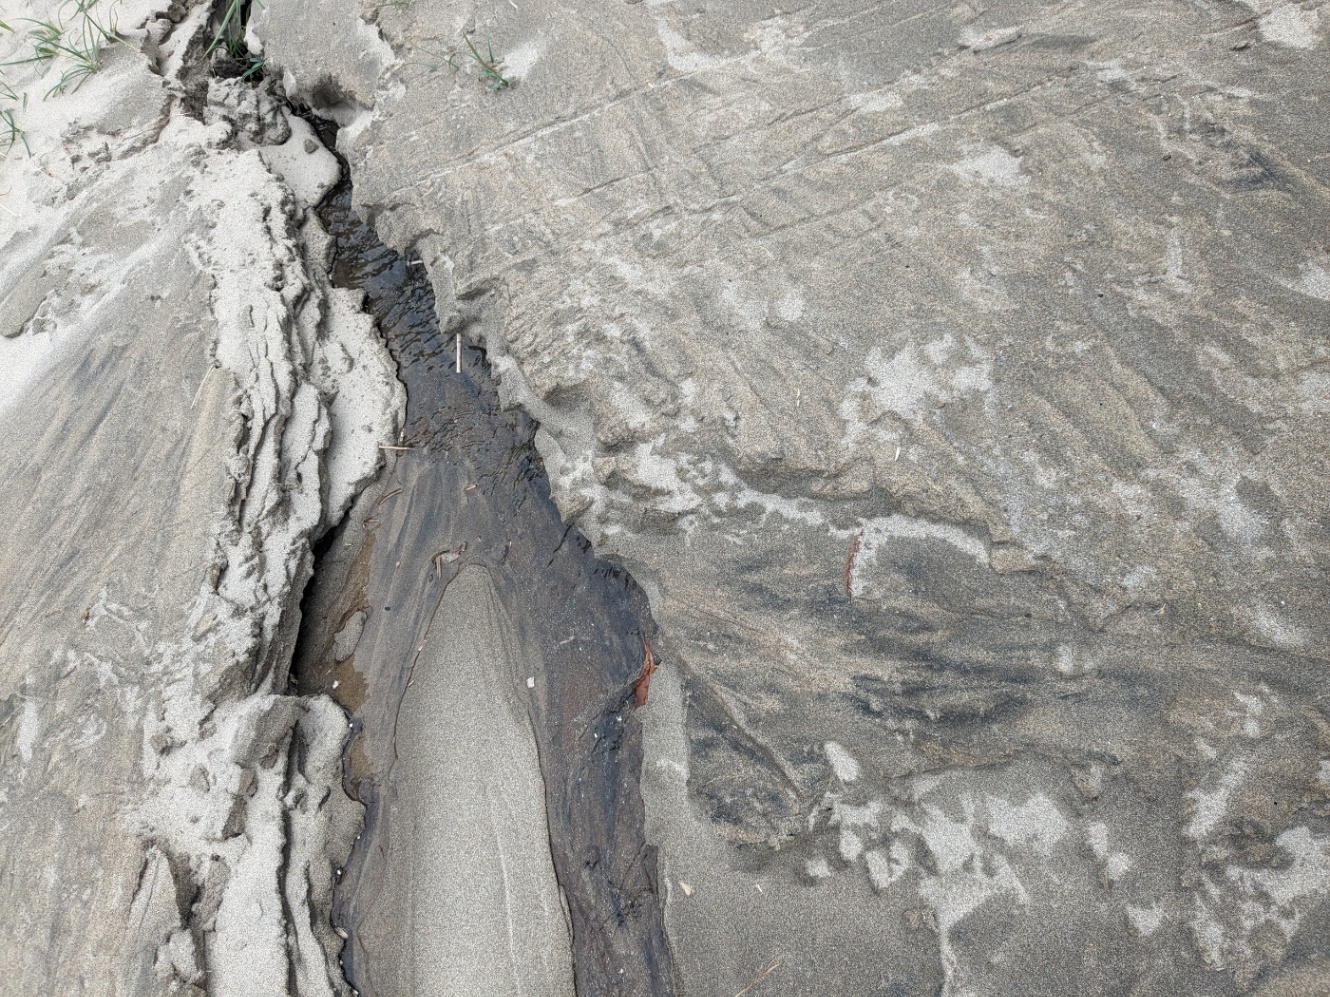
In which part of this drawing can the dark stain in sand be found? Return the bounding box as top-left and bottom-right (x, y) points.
(293, 122), (675, 996)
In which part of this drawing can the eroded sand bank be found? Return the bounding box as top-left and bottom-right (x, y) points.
(0, 1), (398, 992)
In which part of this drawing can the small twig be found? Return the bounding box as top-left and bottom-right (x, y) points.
(734, 958), (782, 997)
(455, 333), (461, 373)
(378, 444), (415, 451)
(432, 541), (467, 578)
(191, 364), (216, 408)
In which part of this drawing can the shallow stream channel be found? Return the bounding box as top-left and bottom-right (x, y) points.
(293, 124), (675, 996)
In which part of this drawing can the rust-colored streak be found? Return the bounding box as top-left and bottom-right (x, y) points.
(844, 528), (865, 600)
(633, 637), (658, 708)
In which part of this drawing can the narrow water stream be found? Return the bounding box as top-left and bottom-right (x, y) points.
(294, 126), (675, 996)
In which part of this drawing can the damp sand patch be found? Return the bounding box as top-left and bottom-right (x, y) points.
(293, 142), (675, 996)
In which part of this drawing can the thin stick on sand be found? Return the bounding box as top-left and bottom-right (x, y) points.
(734, 958), (783, 997)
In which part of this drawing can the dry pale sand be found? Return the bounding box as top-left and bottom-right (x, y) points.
(353, 565), (576, 997)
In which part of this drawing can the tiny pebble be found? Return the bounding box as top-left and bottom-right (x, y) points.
(527, 676), (535, 688)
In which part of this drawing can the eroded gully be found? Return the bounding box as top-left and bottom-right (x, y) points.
(292, 124), (675, 997)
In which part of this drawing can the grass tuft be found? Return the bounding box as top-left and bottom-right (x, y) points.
(1, 102), (30, 157)
(449, 33), (511, 92)
(205, 0), (245, 56)
(205, 0), (269, 82)
(0, 0), (122, 98)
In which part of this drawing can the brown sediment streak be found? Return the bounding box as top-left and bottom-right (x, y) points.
(845, 528), (865, 599)
(634, 637), (659, 708)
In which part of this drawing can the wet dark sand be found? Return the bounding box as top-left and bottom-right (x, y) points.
(292, 140), (675, 996)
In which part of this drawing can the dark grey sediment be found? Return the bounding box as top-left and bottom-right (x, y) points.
(292, 132), (675, 996)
